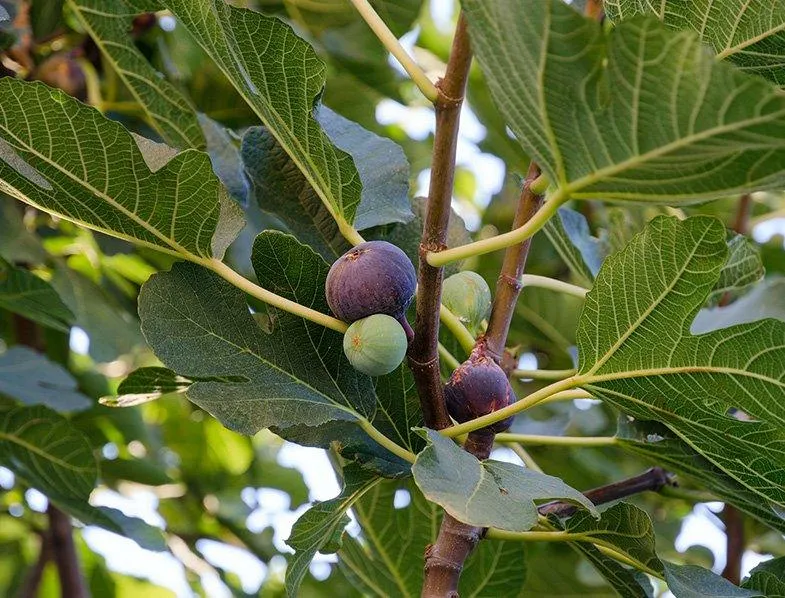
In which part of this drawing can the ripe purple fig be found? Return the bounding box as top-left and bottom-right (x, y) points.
(444, 353), (514, 434)
(326, 241), (416, 333)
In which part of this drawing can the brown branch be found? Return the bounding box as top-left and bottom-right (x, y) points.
(16, 532), (52, 598)
(48, 505), (87, 598)
(732, 193), (752, 235)
(482, 163), (544, 366)
(408, 14), (473, 432)
(538, 467), (676, 518)
(722, 506), (744, 585)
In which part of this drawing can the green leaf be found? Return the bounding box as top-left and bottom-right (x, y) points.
(100, 456), (173, 487)
(0, 404), (97, 500)
(0, 199), (47, 263)
(242, 106), (412, 261)
(576, 215), (785, 506)
(140, 0), (365, 231)
(0, 347), (91, 411)
(742, 557), (785, 596)
(68, 0), (205, 149)
(462, 0), (785, 203)
(286, 463), (382, 597)
(707, 234), (763, 305)
(138, 232), (374, 435)
(0, 78), (221, 259)
(50, 266), (143, 362)
(411, 429), (596, 531)
(693, 278), (785, 334)
(664, 562), (763, 598)
(338, 480), (437, 598)
(605, 0), (785, 86)
(460, 541), (527, 598)
(198, 114), (249, 204)
(0, 259), (73, 331)
(568, 541), (654, 598)
(543, 207), (608, 287)
(103, 366), (190, 408)
(617, 418), (785, 535)
(30, 0), (63, 39)
(51, 497), (167, 552)
(559, 503), (664, 578)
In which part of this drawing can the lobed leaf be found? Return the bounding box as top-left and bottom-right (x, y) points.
(68, 0), (205, 149)
(138, 0), (365, 231)
(742, 557), (785, 596)
(605, 0), (785, 86)
(462, 0), (785, 203)
(0, 78), (222, 259)
(664, 562), (763, 597)
(577, 215), (785, 507)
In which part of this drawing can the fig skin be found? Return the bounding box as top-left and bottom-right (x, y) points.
(343, 314), (408, 377)
(444, 353), (514, 434)
(441, 271), (492, 333)
(326, 241), (416, 326)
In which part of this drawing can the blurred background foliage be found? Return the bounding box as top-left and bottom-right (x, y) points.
(1, 0), (785, 596)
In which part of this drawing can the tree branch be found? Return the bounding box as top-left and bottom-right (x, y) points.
(48, 505), (87, 598)
(482, 162), (544, 363)
(538, 467), (676, 518)
(17, 531), (52, 598)
(408, 14), (473, 432)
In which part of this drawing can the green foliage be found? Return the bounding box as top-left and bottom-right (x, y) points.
(1, 0), (785, 595)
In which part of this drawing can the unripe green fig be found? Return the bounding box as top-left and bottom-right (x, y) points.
(326, 241), (416, 337)
(445, 352), (514, 434)
(441, 271), (492, 333)
(343, 314), (408, 376)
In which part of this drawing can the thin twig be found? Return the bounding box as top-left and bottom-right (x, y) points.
(48, 505), (88, 598)
(348, 0), (439, 101)
(408, 14), (473, 433)
(483, 163), (544, 362)
(538, 467), (676, 518)
(17, 531), (52, 598)
(520, 274), (588, 299)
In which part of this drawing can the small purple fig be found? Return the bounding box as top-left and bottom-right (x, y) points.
(444, 354), (514, 434)
(326, 241), (416, 331)
(343, 314), (407, 376)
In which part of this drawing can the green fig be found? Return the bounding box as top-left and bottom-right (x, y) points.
(343, 314), (407, 376)
(441, 271), (492, 332)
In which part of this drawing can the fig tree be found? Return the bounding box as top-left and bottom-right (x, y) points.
(343, 314), (408, 377)
(441, 271), (491, 333)
(444, 353), (514, 434)
(326, 241), (416, 335)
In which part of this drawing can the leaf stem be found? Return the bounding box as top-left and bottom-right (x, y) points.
(521, 274), (588, 299)
(347, 0), (439, 102)
(206, 259), (348, 333)
(504, 442), (544, 472)
(439, 304), (476, 354)
(496, 434), (617, 447)
(442, 377), (580, 438)
(357, 418), (416, 464)
(485, 528), (570, 542)
(438, 342), (461, 371)
(427, 189), (567, 267)
(513, 367), (577, 380)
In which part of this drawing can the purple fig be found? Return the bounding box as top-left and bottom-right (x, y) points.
(326, 241), (416, 329)
(444, 354), (514, 434)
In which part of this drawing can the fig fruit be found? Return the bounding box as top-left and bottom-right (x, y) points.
(343, 314), (408, 376)
(441, 271), (492, 333)
(444, 353), (514, 434)
(326, 241), (416, 328)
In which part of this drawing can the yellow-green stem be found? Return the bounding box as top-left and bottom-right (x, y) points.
(496, 434), (617, 447)
(357, 418), (416, 463)
(504, 443), (544, 472)
(521, 274), (588, 299)
(439, 304), (476, 354)
(438, 343), (461, 371)
(348, 0), (439, 102)
(513, 368), (578, 380)
(442, 377), (581, 438)
(485, 528), (569, 542)
(427, 190), (568, 267)
(207, 259), (348, 333)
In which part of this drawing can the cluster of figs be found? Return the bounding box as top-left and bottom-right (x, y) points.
(325, 241), (515, 434)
